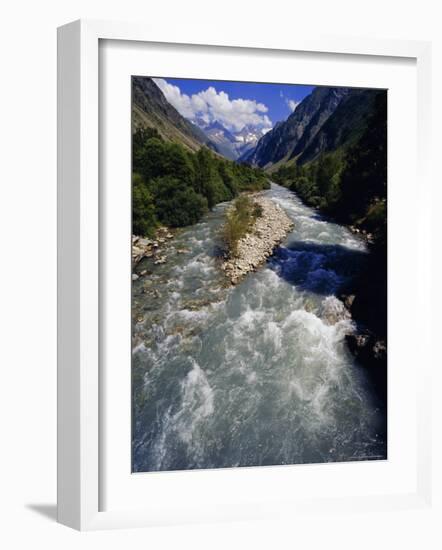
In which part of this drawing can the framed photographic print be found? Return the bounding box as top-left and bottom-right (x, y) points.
(57, 19), (432, 530)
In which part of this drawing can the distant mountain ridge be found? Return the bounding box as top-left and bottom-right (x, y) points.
(132, 76), (383, 174)
(235, 125), (268, 158)
(132, 77), (219, 154)
(194, 118), (266, 161)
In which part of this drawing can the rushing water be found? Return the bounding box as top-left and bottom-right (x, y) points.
(132, 183), (387, 472)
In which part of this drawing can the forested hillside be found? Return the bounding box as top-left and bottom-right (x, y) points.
(132, 127), (269, 236)
(272, 92), (386, 237)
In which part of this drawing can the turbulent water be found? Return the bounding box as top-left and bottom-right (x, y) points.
(132, 183), (387, 472)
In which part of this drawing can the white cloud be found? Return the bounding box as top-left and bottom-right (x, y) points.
(286, 99), (300, 112)
(154, 78), (273, 133)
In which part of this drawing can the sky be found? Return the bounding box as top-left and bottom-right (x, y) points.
(153, 77), (314, 134)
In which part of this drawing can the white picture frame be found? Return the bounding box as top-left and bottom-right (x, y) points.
(57, 19), (433, 531)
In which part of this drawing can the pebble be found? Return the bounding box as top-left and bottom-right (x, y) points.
(223, 197), (294, 285)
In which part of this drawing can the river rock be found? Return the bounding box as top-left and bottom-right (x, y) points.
(132, 227), (176, 267)
(343, 294), (355, 308)
(222, 197), (294, 285)
(138, 238), (151, 246)
(320, 296), (351, 325)
(373, 339), (387, 359)
(346, 333), (371, 358)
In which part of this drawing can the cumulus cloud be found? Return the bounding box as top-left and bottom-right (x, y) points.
(154, 78), (273, 133)
(286, 99), (300, 112)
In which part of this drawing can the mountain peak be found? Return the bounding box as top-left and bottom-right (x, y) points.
(243, 86), (350, 167)
(190, 117), (268, 161)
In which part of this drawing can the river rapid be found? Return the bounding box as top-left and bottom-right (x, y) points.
(132, 183), (387, 472)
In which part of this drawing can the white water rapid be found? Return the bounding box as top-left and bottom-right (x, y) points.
(132, 183), (386, 472)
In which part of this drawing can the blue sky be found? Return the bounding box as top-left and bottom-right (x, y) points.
(154, 77), (314, 133)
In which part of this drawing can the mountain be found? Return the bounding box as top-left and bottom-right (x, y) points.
(241, 87), (350, 168)
(132, 77), (218, 154)
(234, 125), (267, 158)
(195, 119), (239, 160)
(193, 119), (267, 161)
(295, 88), (382, 164)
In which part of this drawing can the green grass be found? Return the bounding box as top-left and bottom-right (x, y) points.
(221, 195), (262, 258)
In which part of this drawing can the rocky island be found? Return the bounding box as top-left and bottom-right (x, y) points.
(222, 196), (293, 285)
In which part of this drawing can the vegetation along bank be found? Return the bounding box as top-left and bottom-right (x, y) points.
(132, 126), (270, 238)
(221, 195), (294, 284)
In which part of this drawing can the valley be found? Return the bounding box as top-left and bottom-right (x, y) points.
(131, 76), (388, 471)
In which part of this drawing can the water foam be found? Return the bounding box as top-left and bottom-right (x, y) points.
(132, 183), (386, 471)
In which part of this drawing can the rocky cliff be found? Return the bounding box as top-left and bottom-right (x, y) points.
(241, 87), (350, 168)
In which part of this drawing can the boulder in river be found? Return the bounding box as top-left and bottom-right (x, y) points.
(320, 296), (351, 325)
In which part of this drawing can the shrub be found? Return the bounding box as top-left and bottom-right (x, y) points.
(132, 128), (269, 232)
(221, 195), (262, 258)
(132, 173), (157, 236)
(152, 176), (208, 227)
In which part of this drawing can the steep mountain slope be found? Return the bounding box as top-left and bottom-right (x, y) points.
(296, 89), (383, 164)
(242, 87), (350, 168)
(132, 76), (218, 154)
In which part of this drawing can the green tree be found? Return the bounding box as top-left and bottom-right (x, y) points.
(338, 93), (387, 223)
(218, 161), (238, 198)
(132, 173), (157, 236)
(132, 124), (269, 231)
(193, 148), (232, 208)
(137, 138), (168, 182)
(152, 176), (208, 227)
(132, 127), (162, 174)
(163, 143), (195, 186)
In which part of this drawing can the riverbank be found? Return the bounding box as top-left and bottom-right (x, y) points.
(222, 196), (294, 284)
(268, 181), (387, 400)
(132, 227), (174, 271)
(342, 246), (387, 401)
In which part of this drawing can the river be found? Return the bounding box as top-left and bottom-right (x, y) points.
(132, 183), (387, 472)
